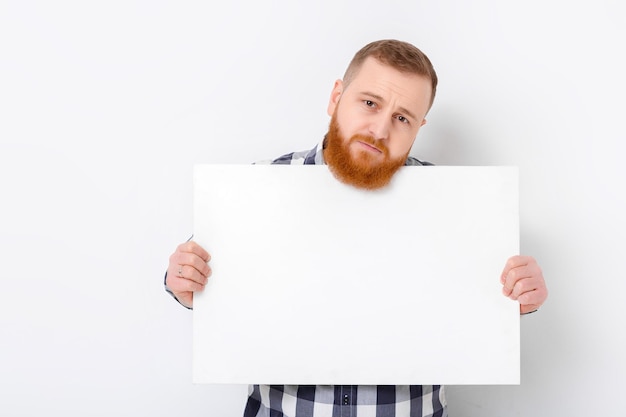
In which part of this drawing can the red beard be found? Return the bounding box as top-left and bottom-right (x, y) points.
(323, 114), (408, 190)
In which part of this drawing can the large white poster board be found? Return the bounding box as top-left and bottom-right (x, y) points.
(193, 165), (519, 385)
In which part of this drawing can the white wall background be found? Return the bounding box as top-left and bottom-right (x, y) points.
(1, 0), (624, 416)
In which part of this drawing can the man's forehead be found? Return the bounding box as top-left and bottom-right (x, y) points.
(346, 61), (432, 116)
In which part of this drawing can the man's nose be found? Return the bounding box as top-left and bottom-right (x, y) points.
(367, 113), (391, 140)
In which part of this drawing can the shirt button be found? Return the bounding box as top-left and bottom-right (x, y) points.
(343, 394), (350, 405)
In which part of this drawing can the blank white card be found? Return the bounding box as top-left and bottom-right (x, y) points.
(193, 165), (519, 385)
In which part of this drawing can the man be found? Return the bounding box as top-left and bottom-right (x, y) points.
(165, 39), (548, 417)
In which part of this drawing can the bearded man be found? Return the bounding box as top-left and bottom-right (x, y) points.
(165, 39), (548, 417)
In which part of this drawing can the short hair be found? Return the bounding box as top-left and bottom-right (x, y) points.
(343, 39), (438, 110)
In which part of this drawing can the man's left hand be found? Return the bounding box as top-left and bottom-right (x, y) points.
(500, 255), (548, 314)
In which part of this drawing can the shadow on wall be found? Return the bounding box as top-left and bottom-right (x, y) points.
(411, 106), (498, 166)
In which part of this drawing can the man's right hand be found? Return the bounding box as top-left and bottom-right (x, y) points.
(166, 241), (211, 308)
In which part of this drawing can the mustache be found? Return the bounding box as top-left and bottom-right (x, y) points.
(349, 134), (389, 154)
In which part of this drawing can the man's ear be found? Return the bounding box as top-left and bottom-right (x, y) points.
(327, 79), (343, 116)
(421, 118), (427, 126)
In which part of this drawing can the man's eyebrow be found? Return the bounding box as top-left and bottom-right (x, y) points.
(361, 91), (417, 121)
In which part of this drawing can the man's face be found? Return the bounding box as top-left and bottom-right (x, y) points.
(324, 57), (432, 190)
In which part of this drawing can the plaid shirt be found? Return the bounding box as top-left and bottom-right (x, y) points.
(264, 139), (433, 167)
(243, 141), (445, 417)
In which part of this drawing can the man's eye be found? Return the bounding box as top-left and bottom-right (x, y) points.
(397, 115), (409, 124)
(364, 100), (375, 107)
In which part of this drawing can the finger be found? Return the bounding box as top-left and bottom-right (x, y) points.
(166, 270), (207, 294)
(168, 246), (211, 282)
(179, 241), (211, 262)
(502, 259), (541, 296)
(501, 266), (532, 296)
(178, 264), (211, 285)
(166, 261), (209, 289)
(518, 289), (539, 305)
(518, 284), (548, 307)
(500, 255), (532, 284)
(168, 280), (203, 310)
(507, 276), (538, 300)
(178, 252), (212, 278)
(175, 273), (207, 292)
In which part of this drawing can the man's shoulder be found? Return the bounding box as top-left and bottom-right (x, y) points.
(253, 151), (306, 166)
(271, 149), (310, 165)
(405, 155), (434, 166)
(255, 145), (320, 166)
